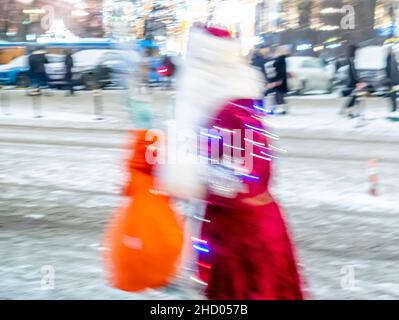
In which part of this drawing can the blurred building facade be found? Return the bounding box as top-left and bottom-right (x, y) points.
(0, 0), (104, 41)
(1, 0), (399, 57)
(254, 0), (399, 57)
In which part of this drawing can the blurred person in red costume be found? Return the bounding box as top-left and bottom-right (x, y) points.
(162, 24), (304, 300)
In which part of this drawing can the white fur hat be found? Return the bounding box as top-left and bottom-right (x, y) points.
(176, 25), (264, 129)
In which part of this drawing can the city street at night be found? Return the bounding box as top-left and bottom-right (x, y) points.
(2, 0), (399, 305)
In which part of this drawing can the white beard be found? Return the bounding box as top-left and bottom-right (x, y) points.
(159, 28), (265, 200)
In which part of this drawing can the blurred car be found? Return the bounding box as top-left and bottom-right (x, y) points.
(0, 54), (67, 87)
(72, 49), (137, 89)
(0, 55), (29, 86)
(325, 59), (337, 79)
(334, 64), (349, 95)
(45, 54), (69, 88)
(287, 56), (334, 94)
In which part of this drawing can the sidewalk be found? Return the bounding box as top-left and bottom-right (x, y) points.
(1, 89), (399, 143)
(0, 89), (132, 131)
(278, 94), (399, 143)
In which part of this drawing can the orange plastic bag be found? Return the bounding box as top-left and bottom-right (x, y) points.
(102, 130), (183, 292)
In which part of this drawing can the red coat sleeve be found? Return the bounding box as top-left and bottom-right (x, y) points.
(205, 105), (273, 207)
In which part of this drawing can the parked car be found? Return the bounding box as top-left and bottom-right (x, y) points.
(72, 49), (137, 89)
(286, 56), (334, 94)
(0, 55), (29, 86)
(45, 54), (69, 88)
(1, 50), (139, 90)
(0, 54), (66, 87)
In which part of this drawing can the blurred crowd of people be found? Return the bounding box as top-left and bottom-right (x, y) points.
(25, 46), (178, 96)
(27, 47), (75, 96)
(136, 47), (178, 91)
(249, 45), (290, 115)
(249, 42), (399, 119)
(341, 44), (399, 117)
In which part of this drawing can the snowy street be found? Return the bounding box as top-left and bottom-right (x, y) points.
(1, 90), (399, 299)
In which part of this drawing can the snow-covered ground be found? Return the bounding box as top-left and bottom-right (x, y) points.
(1, 90), (399, 299)
(1, 140), (398, 299)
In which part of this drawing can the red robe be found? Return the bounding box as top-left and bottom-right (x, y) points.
(197, 99), (303, 300)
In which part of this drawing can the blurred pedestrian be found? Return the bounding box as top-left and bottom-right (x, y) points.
(251, 45), (270, 83)
(158, 55), (176, 89)
(137, 51), (150, 94)
(342, 45), (368, 118)
(147, 47), (163, 87)
(65, 50), (75, 96)
(384, 46), (399, 113)
(265, 45), (290, 115)
(163, 24), (304, 300)
(28, 47), (48, 93)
